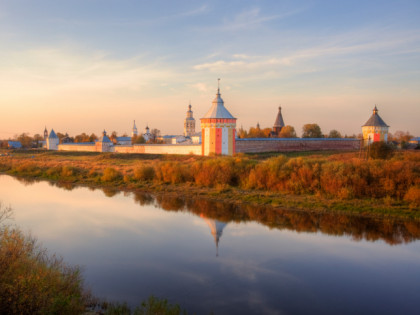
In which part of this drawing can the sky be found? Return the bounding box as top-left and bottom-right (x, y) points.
(1, 0), (419, 138)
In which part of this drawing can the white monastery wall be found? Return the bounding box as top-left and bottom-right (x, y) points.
(58, 144), (100, 152)
(114, 144), (202, 155)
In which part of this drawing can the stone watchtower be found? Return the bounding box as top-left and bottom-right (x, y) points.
(184, 103), (196, 137)
(46, 129), (59, 150)
(95, 130), (114, 152)
(200, 80), (236, 156)
(362, 105), (389, 146)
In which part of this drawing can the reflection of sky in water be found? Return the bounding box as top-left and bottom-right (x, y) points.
(1, 175), (419, 315)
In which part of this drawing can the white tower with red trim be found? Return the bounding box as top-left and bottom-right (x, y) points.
(200, 80), (236, 156)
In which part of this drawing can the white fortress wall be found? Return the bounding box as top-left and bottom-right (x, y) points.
(58, 143), (100, 152)
(114, 144), (202, 155)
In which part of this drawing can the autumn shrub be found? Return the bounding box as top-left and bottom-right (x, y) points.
(247, 155), (289, 190)
(0, 226), (88, 314)
(369, 141), (394, 160)
(154, 162), (191, 184)
(134, 165), (155, 181)
(101, 167), (122, 182)
(404, 186), (420, 209)
(285, 157), (322, 194)
(61, 165), (77, 178)
(192, 158), (239, 187)
(45, 166), (62, 179)
(14, 162), (41, 176)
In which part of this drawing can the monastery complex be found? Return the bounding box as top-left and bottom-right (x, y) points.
(44, 82), (389, 156)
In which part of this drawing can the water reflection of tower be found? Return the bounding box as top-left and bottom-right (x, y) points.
(200, 214), (227, 257)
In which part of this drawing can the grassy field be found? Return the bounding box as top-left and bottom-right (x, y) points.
(0, 149), (419, 219)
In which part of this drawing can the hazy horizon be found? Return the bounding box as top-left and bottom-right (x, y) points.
(1, 0), (419, 139)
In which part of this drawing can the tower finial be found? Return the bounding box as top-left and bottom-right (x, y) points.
(217, 78), (220, 94)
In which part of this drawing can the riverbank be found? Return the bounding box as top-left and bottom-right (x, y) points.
(0, 150), (419, 219)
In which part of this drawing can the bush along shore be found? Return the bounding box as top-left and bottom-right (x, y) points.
(0, 150), (419, 218)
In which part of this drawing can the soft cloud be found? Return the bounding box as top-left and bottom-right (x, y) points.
(189, 82), (210, 92)
(218, 7), (302, 32)
(0, 47), (175, 99)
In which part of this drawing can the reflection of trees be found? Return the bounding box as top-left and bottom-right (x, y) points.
(155, 195), (186, 211)
(54, 181), (76, 191)
(101, 187), (120, 198)
(152, 195), (420, 246)
(13, 176), (41, 186)
(132, 191), (154, 206)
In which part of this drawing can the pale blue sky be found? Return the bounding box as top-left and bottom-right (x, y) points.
(1, 0), (419, 138)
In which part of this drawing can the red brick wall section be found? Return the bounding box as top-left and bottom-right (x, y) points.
(235, 139), (360, 153)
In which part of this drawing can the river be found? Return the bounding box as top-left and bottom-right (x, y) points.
(0, 174), (419, 314)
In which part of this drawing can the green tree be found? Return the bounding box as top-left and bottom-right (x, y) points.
(74, 133), (89, 143)
(16, 133), (33, 148)
(278, 125), (297, 138)
(132, 135), (146, 144)
(302, 124), (323, 138)
(89, 133), (98, 142)
(328, 129), (342, 138)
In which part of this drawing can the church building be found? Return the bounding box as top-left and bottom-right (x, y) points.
(184, 103), (196, 137)
(271, 106), (285, 137)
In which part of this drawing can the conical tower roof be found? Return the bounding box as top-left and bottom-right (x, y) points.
(201, 215), (228, 257)
(98, 130), (112, 143)
(48, 129), (58, 139)
(273, 106), (285, 128)
(362, 106), (389, 127)
(202, 83), (235, 119)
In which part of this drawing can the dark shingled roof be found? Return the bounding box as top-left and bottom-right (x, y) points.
(362, 106), (389, 127)
(273, 106), (285, 128)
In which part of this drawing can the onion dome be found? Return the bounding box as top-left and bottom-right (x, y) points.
(362, 106), (389, 127)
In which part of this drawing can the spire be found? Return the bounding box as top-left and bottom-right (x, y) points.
(362, 105), (389, 127)
(202, 79), (235, 119)
(273, 105), (285, 128)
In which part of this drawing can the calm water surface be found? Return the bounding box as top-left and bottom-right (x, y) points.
(1, 175), (419, 315)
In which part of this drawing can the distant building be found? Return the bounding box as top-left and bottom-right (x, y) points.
(184, 103), (196, 137)
(46, 129), (59, 150)
(7, 141), (22, 149)
(362, 106), (389, 145)
(61, 133), (73, 144)
(143, 125), (152, 142)
(271, 106), (285, 137)
(171, 135), (188, 144)
(44, 126), (48, 140)
(200, 82), (236, 156)
(132, 120), (138, 137)
(409, 137), (420, 145)
(95, 130), (113, 152)
(191, 132), (202, 144)
(116, 136), (132, 145)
